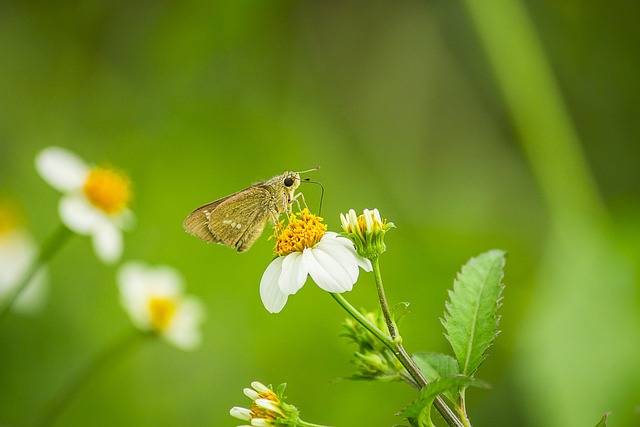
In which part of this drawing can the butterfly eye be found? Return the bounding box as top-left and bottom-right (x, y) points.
(284, 177), (295, 187)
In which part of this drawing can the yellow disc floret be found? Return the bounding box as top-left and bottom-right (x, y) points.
(250, 388), (281, 420)
(274, 208), (327, 256)
(0, 199), (23, 235)
(83, 166), (131, 215)
(148, 297), (177, 332)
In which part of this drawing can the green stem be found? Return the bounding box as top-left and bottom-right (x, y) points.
(297, 420), (333, 427)
(0, 224), (72, 322)
(330, 292), (393, 349)
(370, 256), (398, 341)
(33, 329), (146, 427)
(369, 256), (466, 427)
(330, 291), (464, 427)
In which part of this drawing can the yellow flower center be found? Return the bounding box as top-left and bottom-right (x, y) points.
(83, 167), (131, 215)
(251, 390), (280, 420)
(0, 200), (23, 235)
(274, 208), (327, 256)
(148, 297), (177, 332)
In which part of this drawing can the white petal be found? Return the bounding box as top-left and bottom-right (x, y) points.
(0, 231), (48, 315)
(92, 223), (123, 264)
(251, 381), (271, 394)
(302, 246), (354, 293)
(243, 388), (259, 400)
(59, 196), (103, 234)
(328, 233), (373, 272)
(259, 257), (288, 313)
(230, 407), (252, 421)
(164, 297), (206, 351)
(278, 252), (307, 295)
(35, 146), (88, 192)
(315, 235), (360, 282)
(117, 262), (148, 296)
(117, 262), (152, 328)
(147, 267), (184, 297)
(0, 231), (36, 289)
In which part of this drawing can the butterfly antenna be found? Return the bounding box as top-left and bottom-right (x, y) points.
(301, 179), (324, 215)
(297, 166), (320, 174)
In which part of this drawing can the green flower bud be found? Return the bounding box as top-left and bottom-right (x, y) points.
(340, 208), (394, 259)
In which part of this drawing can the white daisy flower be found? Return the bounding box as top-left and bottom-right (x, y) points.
(0, 201), (48, 315)
(117, 261), (206, 351)
(230, 381), (329, 427)
(35, 146), (134, 264)
(260, 209), (372, 314)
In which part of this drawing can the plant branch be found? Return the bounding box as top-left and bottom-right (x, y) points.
(370, 256), (466, 427)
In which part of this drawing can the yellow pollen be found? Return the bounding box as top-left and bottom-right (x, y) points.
(83, 166), (131, 215)
(274, 208), (327, 256)
(251, 390), (280, 420)
(148, 297), (177, 332)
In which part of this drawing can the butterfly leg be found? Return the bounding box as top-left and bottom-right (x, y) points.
(289, 192), (309, 214)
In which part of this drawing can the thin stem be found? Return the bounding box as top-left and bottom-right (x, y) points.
(330, 292), (393, 349)
(370, 256), (398, 340)
(0, 224), (73, 322)
(33, 329), (146, 427)
(370, 256), (465, 427)
(330, 290), (464, 427)
(297, 420), (333, 427)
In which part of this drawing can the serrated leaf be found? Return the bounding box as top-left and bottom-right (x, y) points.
(412, 352), (460, 403)
(400, 376), (475, 427)
(442, 250), (506, 377)
(594, 413), (609, 427)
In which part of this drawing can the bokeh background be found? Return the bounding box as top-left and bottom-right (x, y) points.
(1, 1), (639, 426)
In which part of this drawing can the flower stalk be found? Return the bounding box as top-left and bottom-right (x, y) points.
(338, 208), (465, 427)
(372, 256), (466, 427)
(0, 223), (72, 322)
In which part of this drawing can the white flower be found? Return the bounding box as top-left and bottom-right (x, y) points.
(230, 382), (290, 427)
(117, 261), (206, 351)
(0, 229), (48, 315)
(35, 146), (134, 264)
(260, 209), (372, 313)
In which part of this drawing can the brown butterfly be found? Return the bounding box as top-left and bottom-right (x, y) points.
(183, 169), (317, 252)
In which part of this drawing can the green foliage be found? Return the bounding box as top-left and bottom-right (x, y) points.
(442, 250), (506, 377)
(594, 413), (609, 427)
(401, 376), (474, 427)
(412, 352), (459, 403)
(342, 311), (407, 383)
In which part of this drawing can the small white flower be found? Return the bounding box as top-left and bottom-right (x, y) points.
(230, 381), (327, 427)
(260, 209), (371, 314)
(35, 146), (134, 264)
(117, 261), (206, 351)
(0, 229), (48, 315)
(230, 382), (285, 426)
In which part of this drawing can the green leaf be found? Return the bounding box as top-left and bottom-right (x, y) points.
(594, 413), (609, 427)
(401, 376), (475, 427)
(412, 352), (460, 403)
(442, 250), (506, 377)
(412, 352), (460, 383)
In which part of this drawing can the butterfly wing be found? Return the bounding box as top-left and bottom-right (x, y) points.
(183, 186), (273, 252)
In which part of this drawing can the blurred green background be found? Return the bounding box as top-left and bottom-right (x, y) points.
(1, 1), (639, 426)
